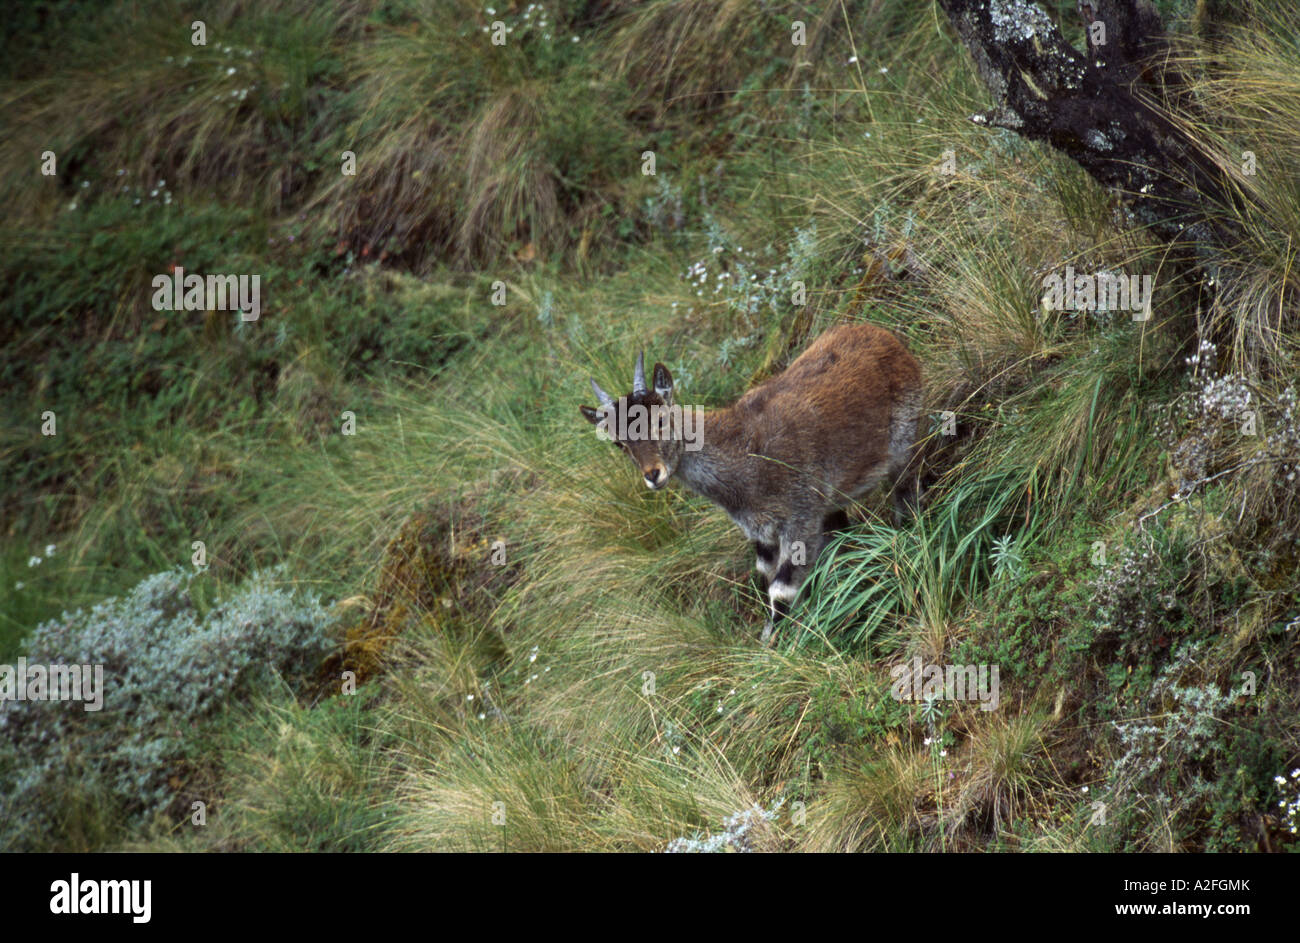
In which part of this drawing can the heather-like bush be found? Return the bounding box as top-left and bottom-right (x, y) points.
(1106, 641), (1287, 851)
(0, 567), (336, 850)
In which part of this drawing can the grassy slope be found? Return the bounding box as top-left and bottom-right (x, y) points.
(1, 0), (1297, 851)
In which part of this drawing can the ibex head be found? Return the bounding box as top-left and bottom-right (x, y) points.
(579, 351), (680, 490)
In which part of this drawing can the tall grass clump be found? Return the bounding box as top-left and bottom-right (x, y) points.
(0, 567), (336, 851)
(0, 0), (358, 224)
(794, 471), (1034, 654)
(312, 0), (638, 268)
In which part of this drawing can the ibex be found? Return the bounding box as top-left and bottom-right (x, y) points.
(580, 322), (923, 642)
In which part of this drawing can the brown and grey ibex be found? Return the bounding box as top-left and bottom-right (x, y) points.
(580, 322), (923, 642)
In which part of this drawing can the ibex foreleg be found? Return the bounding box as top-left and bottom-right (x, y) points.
(759, 523), (827, 644)
(752, 540), (778, 587)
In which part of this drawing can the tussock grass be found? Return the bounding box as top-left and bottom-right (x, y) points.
(5, 0), (1298, 853)
(805, 743), (930, 852)
(0, 0), (355, 224)
(953, 710), (1057, 838)
(1163, 4), (1300, 373)
(310, 0), (638, 268)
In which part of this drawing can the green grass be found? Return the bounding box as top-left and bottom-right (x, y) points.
(2, 0), (1298, 852)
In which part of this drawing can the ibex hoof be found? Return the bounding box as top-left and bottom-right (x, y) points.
(760, 619), (775, 646)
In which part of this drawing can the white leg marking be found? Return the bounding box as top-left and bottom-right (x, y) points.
(767, 580), (798, 604)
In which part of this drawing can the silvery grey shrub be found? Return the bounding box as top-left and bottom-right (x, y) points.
(0, 566), (335, 850)
(664, 802), (782, 853)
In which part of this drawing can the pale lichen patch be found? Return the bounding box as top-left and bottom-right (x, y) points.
(990, 0), (1054, 44)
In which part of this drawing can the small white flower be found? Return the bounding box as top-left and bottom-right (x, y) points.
(14, 582), (24, 590)
(466, 694), (474, 701)
(27, 556), (41, 567)
(878, 66), (888, 74)
(847, 56), (858, 64)
(45, 544), (56, 556)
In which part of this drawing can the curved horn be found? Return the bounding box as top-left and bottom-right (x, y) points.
(589, 377), (614, 407)
(632, 350), (647, 394)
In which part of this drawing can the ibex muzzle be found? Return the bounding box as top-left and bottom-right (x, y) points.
(580, 322), (923, 642)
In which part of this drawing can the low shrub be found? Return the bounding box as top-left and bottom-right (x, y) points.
(0, 566), (336, 850)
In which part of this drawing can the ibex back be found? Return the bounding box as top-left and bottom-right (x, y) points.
(580, 322), (922, 642)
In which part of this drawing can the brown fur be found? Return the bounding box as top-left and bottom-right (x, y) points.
(581, 322), (923, 641)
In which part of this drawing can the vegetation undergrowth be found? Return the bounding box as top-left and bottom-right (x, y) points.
(1, 0), (1296, 852)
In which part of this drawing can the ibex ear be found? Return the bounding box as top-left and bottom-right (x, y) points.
(652, 363), (673, 405)
(579, 405), (603, 425)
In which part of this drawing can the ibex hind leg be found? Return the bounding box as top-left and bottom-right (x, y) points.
(822, 508), (851, 535)
(755, 539), (781, 645)
(892, 469), (920, 524)
(889, 391), (924, 525)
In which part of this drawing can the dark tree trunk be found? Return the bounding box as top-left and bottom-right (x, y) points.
(937, 0), (1246, 271)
